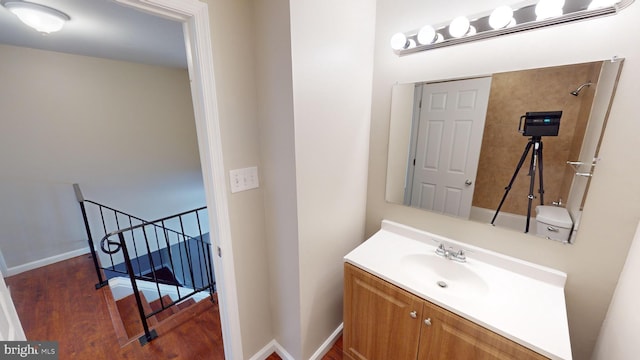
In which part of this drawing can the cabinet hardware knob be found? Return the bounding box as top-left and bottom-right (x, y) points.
(410, 311), (417, 319)
(424, 318), (432, 326)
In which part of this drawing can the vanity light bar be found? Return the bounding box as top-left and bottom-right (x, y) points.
(393, 0), (635, 55)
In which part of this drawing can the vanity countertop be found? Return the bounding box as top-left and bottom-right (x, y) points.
(344, 220), (572, 360)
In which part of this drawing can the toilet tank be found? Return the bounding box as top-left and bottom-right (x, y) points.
(535, 205), (573, 243)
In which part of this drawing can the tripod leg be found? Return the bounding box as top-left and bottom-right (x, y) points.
(525, 141), (538, 233)
(537, 140), (545, 205)
(491, 141), (533, 225)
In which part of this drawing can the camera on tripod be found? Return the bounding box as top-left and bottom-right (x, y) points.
(491, 110), (564, 233)
(518, 111), (562, 137)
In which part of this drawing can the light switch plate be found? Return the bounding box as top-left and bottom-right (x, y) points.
(229, 166), (259, 193)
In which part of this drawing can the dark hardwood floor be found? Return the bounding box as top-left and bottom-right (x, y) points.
(6, 253), (344, 360)
(266, 336), (343, 360)
(6, 254), (224, 360)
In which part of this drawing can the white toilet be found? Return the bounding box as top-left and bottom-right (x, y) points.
(535, 205), (573, 243)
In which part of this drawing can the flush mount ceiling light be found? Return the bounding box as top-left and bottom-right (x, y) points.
(391, 0), (634, 55)
(2, 0), (70, 34)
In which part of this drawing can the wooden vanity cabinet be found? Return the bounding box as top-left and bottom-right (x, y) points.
(343, 263), (423, 360)
(343, 263), (548, 360)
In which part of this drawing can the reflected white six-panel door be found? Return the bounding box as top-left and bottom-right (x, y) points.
(410, 77), (492, 218)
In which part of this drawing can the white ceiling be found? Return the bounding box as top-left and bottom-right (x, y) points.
(0, 0), (187, 68)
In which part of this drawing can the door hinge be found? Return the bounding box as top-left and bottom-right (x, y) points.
(217, 246), (222, 257)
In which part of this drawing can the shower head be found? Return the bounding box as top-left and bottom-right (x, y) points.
(571, 82), (593, 96)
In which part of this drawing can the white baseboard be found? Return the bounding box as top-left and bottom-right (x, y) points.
(249, 323), (343, 360)
(274, 341), (295, 360)
(249, 339), (293, 360)
(5, 247), (90, 277)
(309, 323), (343, 360)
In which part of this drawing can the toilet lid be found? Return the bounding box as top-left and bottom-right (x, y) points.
(535, 205), (573, 228)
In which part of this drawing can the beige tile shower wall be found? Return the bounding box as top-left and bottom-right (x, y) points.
(561, 63), (602, 209)
(472, 62), (599, 216)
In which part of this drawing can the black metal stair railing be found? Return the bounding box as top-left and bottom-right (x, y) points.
(74, 184), (215, 345)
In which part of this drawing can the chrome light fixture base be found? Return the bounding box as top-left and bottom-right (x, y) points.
(393, 0), (634, 55)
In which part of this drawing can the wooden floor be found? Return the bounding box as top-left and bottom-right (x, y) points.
(7, 254), (344, 360)
(6, 254), (225, 360)
(265, 336), (343, 360)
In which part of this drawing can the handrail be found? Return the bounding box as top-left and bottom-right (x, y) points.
(99, 206), (208, 255)
(90, 199), (205, 241)
(104, 211), (214, 345)
(74, 184), (215, 345)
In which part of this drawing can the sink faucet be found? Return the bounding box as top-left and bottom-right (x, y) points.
(435, 243), (466, 262)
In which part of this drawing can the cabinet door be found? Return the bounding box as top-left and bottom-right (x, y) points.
(417, 300), (548, 360)
(344, 263), (424, 360)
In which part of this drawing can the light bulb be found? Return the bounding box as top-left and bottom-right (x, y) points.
(467, 26), (477, 36)
(417, 25), (437, 45)
(449, 16), (470, 38)
(588, 0), (620, 9)
(489, 6), (514, 29)
(390, 32), (409, 51)
(536, 0), (565, 20)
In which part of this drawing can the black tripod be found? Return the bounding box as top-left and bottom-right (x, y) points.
(490, 136), (545, 233)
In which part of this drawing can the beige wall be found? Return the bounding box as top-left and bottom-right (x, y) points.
(205, 0), (275, 357)
(250, 0), (378, 358)
(289, 1), (376, 357)
(386, 84), (415, 204)
(591, 221), (640, 359)
(253, 0), (302, 357)
(366, 1), (640, 360)
(0, 44), (203, 271)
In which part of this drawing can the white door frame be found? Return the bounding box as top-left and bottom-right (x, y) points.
(116, 1), (241, 359)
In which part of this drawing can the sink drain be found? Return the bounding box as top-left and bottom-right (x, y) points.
(437, 280), (448, 288)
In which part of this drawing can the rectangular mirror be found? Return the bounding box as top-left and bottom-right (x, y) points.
(385, 59), (624, 243)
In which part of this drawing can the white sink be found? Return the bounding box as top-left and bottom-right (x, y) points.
(344, 220), (572, 360)
(401, 253), (490, 297)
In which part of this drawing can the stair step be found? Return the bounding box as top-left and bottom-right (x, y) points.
(149, 295), (178, 322)
(116, 292), (158, 338)
(177, 298), (196, 311)
(152, 297), (216, 336)
(102, 287), (129, 345)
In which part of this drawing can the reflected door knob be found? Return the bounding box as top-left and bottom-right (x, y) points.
(465, 179), (473, 186)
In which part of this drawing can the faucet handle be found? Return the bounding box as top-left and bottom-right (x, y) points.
(435, 243), (447, 256)
(452, 249), (466, 262)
